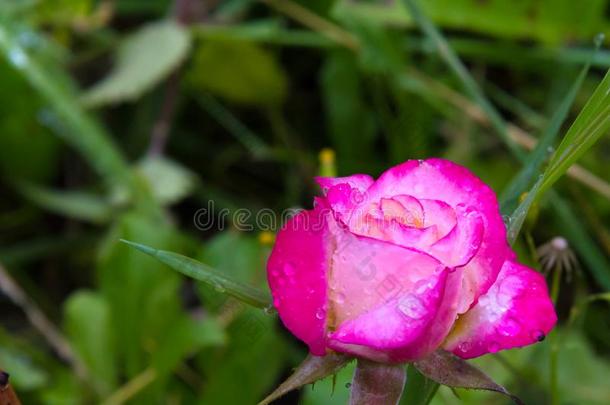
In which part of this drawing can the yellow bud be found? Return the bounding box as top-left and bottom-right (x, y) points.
(258, 231), (275, 246)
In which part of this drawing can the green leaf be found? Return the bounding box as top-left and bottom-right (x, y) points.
(82, 20), (191, 107)
(98, 213), (184, 378)
(334, 0), (607, 44)
(151, 316), (225, 379)
(199, 308), (287, 404)
(64, 291), (117, 394)
(135, 156), (197, 206)
(259, 353), (353, 405)
(17, 182), (115, 223)
(414, 350), (523, 404)
(187, 39), (287, 106)
(120, 239), (272, 309)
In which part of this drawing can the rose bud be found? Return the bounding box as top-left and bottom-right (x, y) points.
(267, 159), (556, 363)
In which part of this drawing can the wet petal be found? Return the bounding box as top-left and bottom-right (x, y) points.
(328, 269), (449, 363)
(267, 206), (331, 355)
(430, 206), (484, 268)
(443, 260), (557, 359)
(316, 174), (374, 194)
(364, 159), (510, 312)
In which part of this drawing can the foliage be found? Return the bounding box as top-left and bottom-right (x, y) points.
(1, 0), (610, 404)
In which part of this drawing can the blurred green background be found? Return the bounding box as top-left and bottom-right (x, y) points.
(1, 0), (610, 404)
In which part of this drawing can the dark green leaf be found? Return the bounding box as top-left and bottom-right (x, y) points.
(120, 239), (272, 309)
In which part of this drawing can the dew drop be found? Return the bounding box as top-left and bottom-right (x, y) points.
(398, 294), (426, 319)
(458, 341), (471, 352)
(414, 279), (429, 294)
(315, 308), (325, 320)
(531, 330), (546, 342)
(214, 283), (226, 293)
(499, 317), (521, 336)
(345, 382), (352, 388)
(488, 341), (501, 353)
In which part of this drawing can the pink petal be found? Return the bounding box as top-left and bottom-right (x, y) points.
(364, 159), (510, 313)
(430, 205), (484, 269)
(353, 216), (440, 250)
(316, 174), (374, 194)
(443, 260), (557, 359)
(419, 199), (456, 239)
(267, 206), (331, 355)
(380, 195), (425, 228)
(328, 269), (452, 363)
(326, 216), (446, 329)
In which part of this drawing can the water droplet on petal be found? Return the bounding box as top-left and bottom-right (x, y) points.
(398, 294), (426, 319)
(499, 317), (521, 336)
(414, 279), (429, 294)
(531, 330), (546, 342)
(315, 308), (325, 320)
(458, 341), (472, 353)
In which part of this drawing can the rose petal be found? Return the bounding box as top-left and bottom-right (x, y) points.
(380, 196), (425, 228)
(316, 174), (374, 194)
(267, 206), (331, 355)
(430, 205), (484, 269)
(325, 214), (445, 328)
(328, 269), (449, 363)
(363, 159), (510, 312)
(442, 260), (557, 359)
(419, 199), (456, 239)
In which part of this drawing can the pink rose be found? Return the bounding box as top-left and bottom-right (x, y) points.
(267, 159), (556, 363)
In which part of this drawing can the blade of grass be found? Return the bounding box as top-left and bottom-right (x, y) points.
(500, 40), (600, 211)
(402, 0), (525, 160)
(539, 68), (610, 197)
(0, 19), (134, 192)
(120, 240), (272, 309)
(196, 94), (272, 159)
(400, 1), (610, 289)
